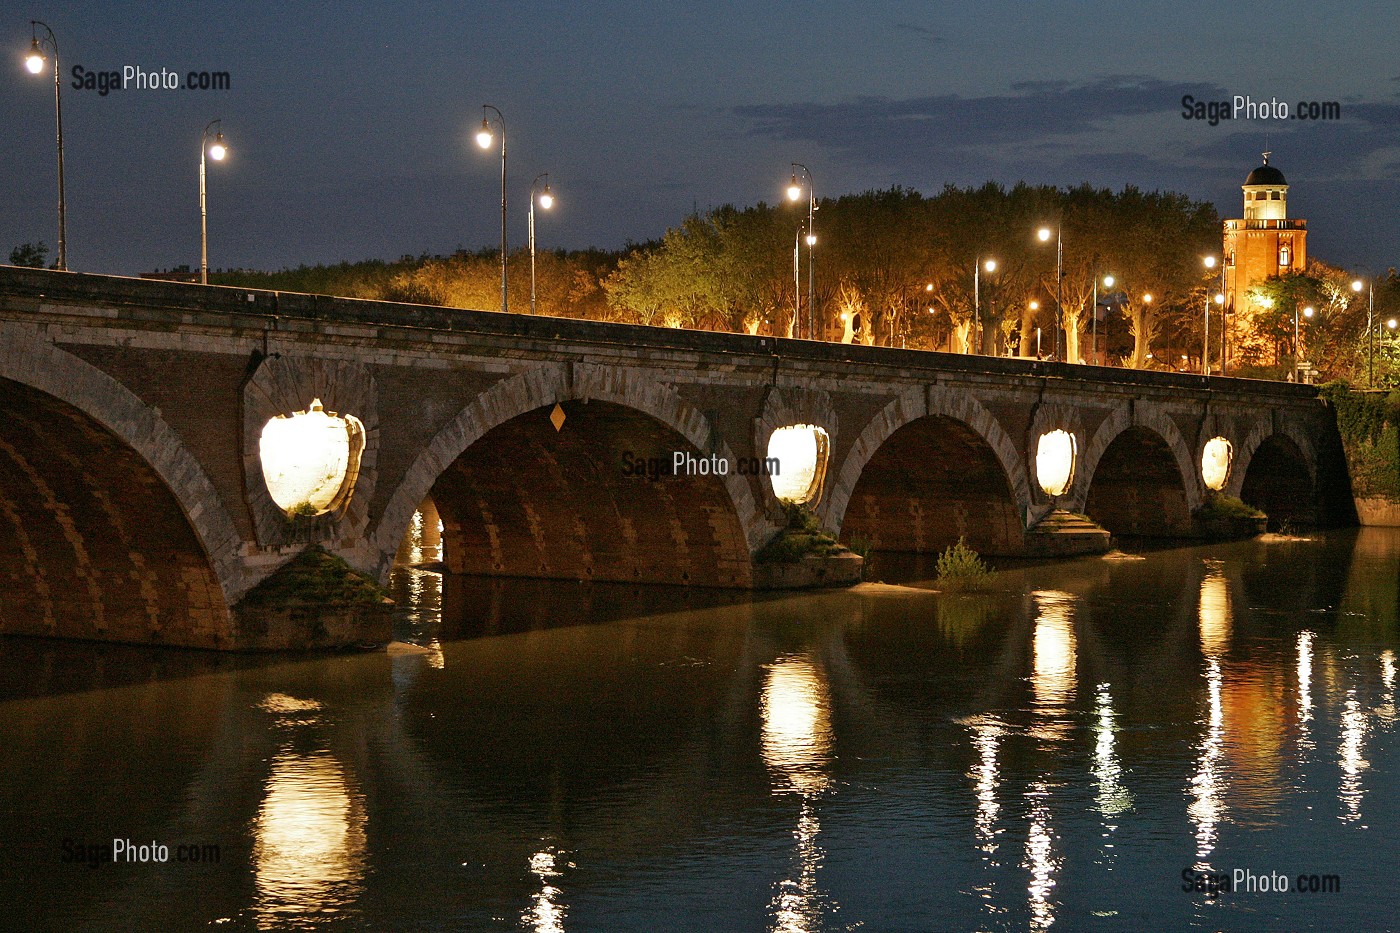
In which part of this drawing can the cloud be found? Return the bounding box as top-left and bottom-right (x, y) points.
(893, 22), (944, 44)
(734, 76), (1230, 155)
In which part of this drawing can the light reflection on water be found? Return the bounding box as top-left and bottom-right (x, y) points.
(2, 529), (1400, 931)
(761, 656), (836, 932)
(253, 748), (367, 927)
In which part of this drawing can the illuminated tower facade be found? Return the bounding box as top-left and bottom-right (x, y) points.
(1223, 152), (1307, 315)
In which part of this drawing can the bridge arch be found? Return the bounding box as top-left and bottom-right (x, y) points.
(1230, 419), (1318, 528)
(825, 387), (1032, 555)
(0, 326), (243, 647)
(1075, 404), (1199, 536)
(371, 363), (769, 585)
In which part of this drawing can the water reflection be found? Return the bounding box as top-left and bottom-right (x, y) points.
(761, 656), (834, 795)
(253, 750), (367, 927)
(1023, 781), (1059, 933)
(522, 847), (568, 933)
(1190, 562), (1229, 865)
(1297, 631), (1315, 753)
(1092, 683), (1132, 820)
(1339, 688), (1369, 822)
(761, 656), (835, 932)
(1030, 591), (1077, 749)
(969, 716), (1003, 855)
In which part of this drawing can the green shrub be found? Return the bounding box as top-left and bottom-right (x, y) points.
(756, 500), (845, 563)
(1196, 493), (1265, 520)
(238, 545), (388, 607)
(845, 534), (873, 559)
(935, 537), (989, 585)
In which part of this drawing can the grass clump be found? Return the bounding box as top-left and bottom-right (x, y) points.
(238, 545), (389, 607)
(1196, 492), (1265, 521)
(935, 537), (990, 587)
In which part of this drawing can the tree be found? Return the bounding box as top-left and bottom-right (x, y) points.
(9, 242), (49, 268)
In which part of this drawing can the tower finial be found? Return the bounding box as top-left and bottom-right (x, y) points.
(1262, 150), (1270, 165)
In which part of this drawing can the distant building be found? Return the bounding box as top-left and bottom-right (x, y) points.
(140, 266), (200, 283)
(1223, 152), (1307, 314)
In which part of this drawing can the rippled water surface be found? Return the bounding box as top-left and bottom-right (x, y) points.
(2, 529), (1398, 931)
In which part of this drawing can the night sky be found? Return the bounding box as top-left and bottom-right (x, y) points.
(4, 0), (1399, 276)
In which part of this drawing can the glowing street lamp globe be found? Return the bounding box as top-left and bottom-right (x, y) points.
(207, 133), (227, 161)
(475, 120), (493, 149)
(1143, 293), (1153, 303)
(1037, 227), (1052, 242)
(1215, 293), (1225, 305)
(1204, 255), (1217, 269)
(537, 186), (554, 210)
(1303, 306), (1315, 319)
(805, 232), (816, 246)
(1103, 275), (1114, 288)
(1353, 280), (1365, 293)
(24, 39), (44, 74)
(984, 259), (997, 273)
(787, 175), (803, 202)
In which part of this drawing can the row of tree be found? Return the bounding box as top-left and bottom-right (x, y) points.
(14, 181), (1398, 382)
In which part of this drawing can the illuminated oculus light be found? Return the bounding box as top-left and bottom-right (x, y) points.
(1035, 429), (1076, 497)
(767, 424), (830, 505)
(1201, 437), (1233, 491)
(259, 399), (364, 516)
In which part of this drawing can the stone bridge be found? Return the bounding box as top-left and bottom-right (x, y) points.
(0, 267), (1350, 649)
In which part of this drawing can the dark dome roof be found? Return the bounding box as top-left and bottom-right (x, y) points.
(1245, 163), (1287, 186)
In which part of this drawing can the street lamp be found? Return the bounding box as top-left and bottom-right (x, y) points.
(22, 20), (66, 270)
(1353, 278), (1376, 387)
(528, 173), (553, 316)
(1092, 273), (1115, 365)
(1030, 299), (1041, 357)
(199, 120), (228, 285)
(1037, 225), (1062, 360)
(786, 163), (816, 339)
(1202, 256), (1227, 376)
(1292, 304), (1315, 382)
(476, 105), (508, 313)
(973, 257), (997, 355)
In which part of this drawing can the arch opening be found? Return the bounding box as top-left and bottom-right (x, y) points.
(1084, 426), (1192, 536)
(1241, 435), (1315, 530)
(0, 378), (230, 647)
(415, 401), (752, 587)
(258, 399), (365, 517)
(767, 424), (830, 505)
(840, 415), (1023, 555)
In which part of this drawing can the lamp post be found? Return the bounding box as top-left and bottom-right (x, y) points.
(1353, 279), (1375, 387)
(973, 257), (997, 355)
(199, 120), (228, 285)
(1037, 225), (1062, 360)
(1030, 299), (1041, 358)
(1092, 274), (1115, 365)
(23, 20), (66, 270)
(527, 173), (553, 316)
(476, 105), (508, 313)
(1293, 304), (1314, 382)
(786, 164), (816, 339)
(1202, 256), (1222, 376)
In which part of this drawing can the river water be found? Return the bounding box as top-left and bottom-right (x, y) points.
(1, 530), (1398, 932)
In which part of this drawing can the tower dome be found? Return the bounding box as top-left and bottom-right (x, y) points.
(1242, 151), (1287, 221)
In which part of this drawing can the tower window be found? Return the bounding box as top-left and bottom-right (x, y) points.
(1271, 191), (1281, 200)
(1280, 246), (1291, 266)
